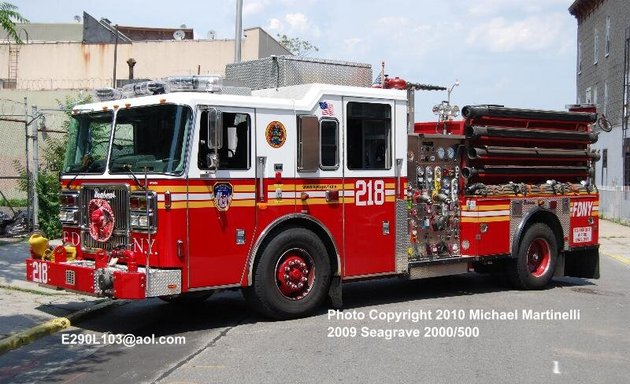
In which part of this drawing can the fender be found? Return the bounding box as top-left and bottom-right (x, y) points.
(241, 213), (342, 286)
(510, 207), (565, 256)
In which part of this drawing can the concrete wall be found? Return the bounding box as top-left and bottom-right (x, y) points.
(0, 27), (291, 90)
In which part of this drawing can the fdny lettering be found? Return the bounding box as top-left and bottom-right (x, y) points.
(62, 231), (81, 246)
(93, 189), (116, 199)
(571, 201), (594, 217)
(132, 238), (156, 255)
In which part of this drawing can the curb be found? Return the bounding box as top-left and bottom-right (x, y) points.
(0, 299), (128, 355)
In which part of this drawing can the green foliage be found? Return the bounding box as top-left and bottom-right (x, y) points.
(0, 198), (26, 207)
(0, 2), (28, 44)
(276, 34), (319, 56)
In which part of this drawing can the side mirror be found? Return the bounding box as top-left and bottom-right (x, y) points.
(199, 108), (222, 172)
(207, 109), (223, 151)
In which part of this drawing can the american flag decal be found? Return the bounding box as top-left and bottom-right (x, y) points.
(319, 101), (335, 116)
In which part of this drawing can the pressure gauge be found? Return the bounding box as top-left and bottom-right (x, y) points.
(417, 166), (424, 176)
(436, 147), (446, 159)
(442, 177), (451, 189)
(447, 146), (456, 160)
(426, 166), (433, 178)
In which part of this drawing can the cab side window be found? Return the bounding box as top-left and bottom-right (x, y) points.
(346, 102), (391, 170)
(198, 111), (251, 170)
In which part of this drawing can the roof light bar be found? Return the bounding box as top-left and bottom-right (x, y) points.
(121, 81), (166, 98)
(165, 75), (223, 93)
(94, 87), (122, 101)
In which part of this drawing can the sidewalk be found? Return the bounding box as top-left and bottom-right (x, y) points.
(0, 239), (110, 345)
(598, 219), (630, 265)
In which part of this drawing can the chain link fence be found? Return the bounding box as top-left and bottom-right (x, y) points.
(598, 186), (630, 224)
(0, 97), (67, 235)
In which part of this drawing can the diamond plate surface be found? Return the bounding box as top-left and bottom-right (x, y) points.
(395, 199), (410, 273)
(509, 197), (571, 252)
(146, 269), (182, 297)
(225, 55), (372, 90)
(409, 263), (468, 279)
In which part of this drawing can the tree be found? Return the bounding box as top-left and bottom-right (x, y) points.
(0, 2), (28, 44)
(277, 34), (319, 56)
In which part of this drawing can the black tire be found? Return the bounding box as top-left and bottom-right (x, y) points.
(244, 228), (331, 320)
(507, 223), (558, 289)
(159, 291), (213, 304)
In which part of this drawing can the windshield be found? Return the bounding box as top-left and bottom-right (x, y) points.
(109, 104), (193, 175)
(63, 111), (113, 174)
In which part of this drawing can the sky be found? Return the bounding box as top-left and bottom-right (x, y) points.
(11, 0), (579, 121)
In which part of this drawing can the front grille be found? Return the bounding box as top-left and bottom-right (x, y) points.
(80, 185), (130, 251)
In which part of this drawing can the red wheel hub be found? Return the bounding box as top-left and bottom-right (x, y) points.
(527, 238), (551, 277)
(276, 252), (314, 300)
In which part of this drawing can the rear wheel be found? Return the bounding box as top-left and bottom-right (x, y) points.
(508, 223), (557, 289)
(244, 228), (331, 319)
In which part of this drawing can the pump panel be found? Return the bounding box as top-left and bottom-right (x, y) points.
(405, 134), (465, 262)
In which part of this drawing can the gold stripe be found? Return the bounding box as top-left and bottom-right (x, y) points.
(385, 183), (396, 189)
(461, 216), (510, 223)
(461, 204), (510, 211)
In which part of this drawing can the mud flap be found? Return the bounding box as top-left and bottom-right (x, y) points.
(328, 276), (343, 308)
(563, 247), (600, 279)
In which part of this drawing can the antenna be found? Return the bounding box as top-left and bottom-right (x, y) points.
(207, 30), (216, 40)
(173, 30), (185, 40)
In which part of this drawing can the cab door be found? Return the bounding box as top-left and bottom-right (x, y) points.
(342, 99), (398, 277)
(187, 106), (257, 288)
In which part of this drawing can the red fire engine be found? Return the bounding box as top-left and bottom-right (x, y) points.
(26, 57), (600, 319)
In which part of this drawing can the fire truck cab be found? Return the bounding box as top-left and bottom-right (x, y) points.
(26, 57), (600, 319)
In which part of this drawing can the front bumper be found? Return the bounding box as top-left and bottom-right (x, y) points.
(26, 257), (182, 299)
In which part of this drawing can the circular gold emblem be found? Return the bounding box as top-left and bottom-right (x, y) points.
(265, 121), (286, 148)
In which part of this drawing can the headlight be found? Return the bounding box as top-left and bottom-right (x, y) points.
(130, 212), (154, 229)
(59, 191), (79, 208)
(59, 209), (79, 225)
(129, 191), (157, 231)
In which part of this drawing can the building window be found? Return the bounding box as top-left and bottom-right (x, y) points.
(578, 41), (582, 74)
(594, 28), (599, 64)
(585, 87), (592, 104)
(605, 16), (611, 56)
(593, 85), (598, 106)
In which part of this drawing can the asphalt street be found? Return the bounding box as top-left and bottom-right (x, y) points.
(0, 220), (628, 383)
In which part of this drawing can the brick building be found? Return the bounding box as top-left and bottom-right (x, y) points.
(570, 0), (630, 221)
(569, 0), (630, 187)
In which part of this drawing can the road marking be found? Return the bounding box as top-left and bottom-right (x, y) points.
(602, 252), (630, 266)
(61, 372), (87, 384)
(553, 361), (561, 374)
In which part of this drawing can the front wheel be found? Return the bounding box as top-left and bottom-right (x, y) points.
(244, 228), (331, 320)
(507, 223), (558, 289)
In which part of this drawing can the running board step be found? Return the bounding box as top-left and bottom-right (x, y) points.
(408, 262), (468, 280)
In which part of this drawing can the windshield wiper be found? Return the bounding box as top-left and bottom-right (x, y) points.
(65, 172), (82, 189)
(122, 164), (147, 191)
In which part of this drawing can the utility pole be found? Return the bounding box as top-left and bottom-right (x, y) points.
(112, 24), (119, 87)
(30, 105), (39, 230)
(234, 0), (243, 63)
